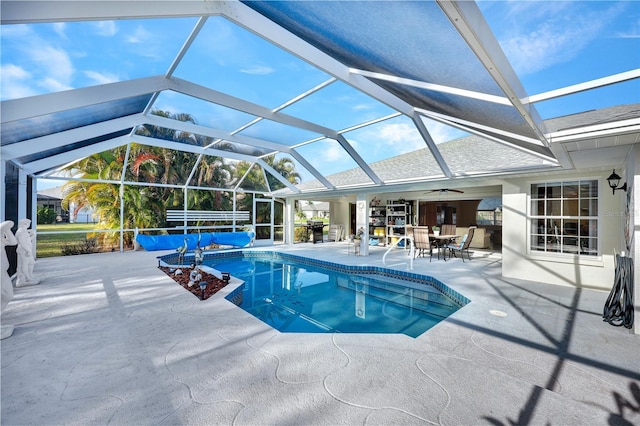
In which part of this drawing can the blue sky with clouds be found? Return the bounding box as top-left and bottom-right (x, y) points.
(2, 1), (638, 189)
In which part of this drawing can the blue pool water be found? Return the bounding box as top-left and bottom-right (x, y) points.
(164, 251), (470, 338)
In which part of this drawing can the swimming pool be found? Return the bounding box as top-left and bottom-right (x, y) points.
(162, 250), (470, 338)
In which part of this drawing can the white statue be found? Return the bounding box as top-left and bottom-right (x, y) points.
(1, 220), (18, 339)
(15, 218), (40, 287)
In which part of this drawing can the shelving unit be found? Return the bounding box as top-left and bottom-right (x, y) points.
(368, 205), (386, 246)
(386, 201), (411, 247)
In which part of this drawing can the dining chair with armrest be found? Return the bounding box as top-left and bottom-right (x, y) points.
(446, 226), (476, 262)
(412, 227), (433, 261)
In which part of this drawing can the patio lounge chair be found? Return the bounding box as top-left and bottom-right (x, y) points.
(412, 226), (433, 261)
(447, 226), (476, 262)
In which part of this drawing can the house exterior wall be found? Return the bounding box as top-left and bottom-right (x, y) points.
(627, 146), (639, 334)
(329, 200), (351, 236)
(502, 171), (623, 291)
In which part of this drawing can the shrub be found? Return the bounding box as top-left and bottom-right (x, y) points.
(61, 237), (99, 256)
(37, 206), (56, 224)
(294, 226), (309, 242)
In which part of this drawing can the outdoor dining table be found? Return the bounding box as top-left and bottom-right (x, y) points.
(429, 234), (459, 260)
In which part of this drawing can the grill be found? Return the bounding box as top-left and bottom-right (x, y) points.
(307, 220), (325, 244)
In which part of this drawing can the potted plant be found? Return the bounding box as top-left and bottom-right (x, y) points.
(432, 226), (440, 237)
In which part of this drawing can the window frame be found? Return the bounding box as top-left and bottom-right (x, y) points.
(528, 179), (600, 257)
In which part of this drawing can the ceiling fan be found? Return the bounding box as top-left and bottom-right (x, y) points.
(424, 189), (464, 194)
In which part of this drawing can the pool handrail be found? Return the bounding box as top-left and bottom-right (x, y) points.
(382, 235), (414, 270)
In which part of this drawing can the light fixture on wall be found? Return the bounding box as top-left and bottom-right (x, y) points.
(606, 169), (627, 195)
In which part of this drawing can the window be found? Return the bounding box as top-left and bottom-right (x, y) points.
(476, 197), (502, 225)
(530, 180), (598, 256)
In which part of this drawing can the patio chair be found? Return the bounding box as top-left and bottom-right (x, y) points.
(412, 226), (433, 261)
(446, 226), (476, 262)
(441, 224), (456, 236)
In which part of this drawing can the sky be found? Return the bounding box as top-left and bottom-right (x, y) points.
(1, 1), (639, 190)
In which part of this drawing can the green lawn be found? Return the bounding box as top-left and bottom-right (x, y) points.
(36, 223), (104, 258)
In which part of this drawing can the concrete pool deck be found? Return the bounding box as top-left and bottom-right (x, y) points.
(2, 242), (639, 425)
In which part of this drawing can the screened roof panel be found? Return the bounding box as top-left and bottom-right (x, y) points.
(343, 115), (432, 165)
(236, 163), (269, 192)
(237, 119), (322, 146)
(241, 0), (545, 141)
(0, 18), (196, 101)
(124, 143), (199, 185)
(261, 153), (303, 188)
(443, 122), (553, 158)
(152, 91), (258, 133)
(1, 95), (150, 145)
(294, 139), (372, 186)
(280, 80), (396, 131)
(439, 135), (552, 175)
(380, 83), (540, 140)
(205, 140), (274, 158)
(244, 1), (504, 96)
(534, 79), (640, 120)
(173, 16), (332, 108)
(370, 148), (444, 183)
(17, 129), (131, 168)
(187, 154), (235, 190)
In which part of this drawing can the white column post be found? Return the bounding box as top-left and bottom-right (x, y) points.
(285, 199), (295, 245)
(355, 194), (370, 256)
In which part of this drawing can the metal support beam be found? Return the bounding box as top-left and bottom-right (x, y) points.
(437, 0), (549, 146)
(1, 76), (168, 123)
(411, 113), (452, 178)
(335, 134), (383, 186)
(1, 1), (226, 24)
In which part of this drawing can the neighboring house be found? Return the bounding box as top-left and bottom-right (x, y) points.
(36, 187), (68, 223)
(37, 186), (96, 223)
(299, 201), (330, 220)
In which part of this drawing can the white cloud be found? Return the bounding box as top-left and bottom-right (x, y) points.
(376, 122), (425, 153)
(345, 118), (467, 164)
(485, 2), (625, 76)
(53, 23), (67, 39)
(1, 24), (32, 38)
(423, 120), (467, 145)
(323, 141), (348, 162)
(240, 65), (275, 75)
(40, 77), (73, 93)
(0, 65), (37, 99)
(30, 45), (75, 90)
(124, 24), (167, 61)
(126, 25), (151, 44)
(501, 20), (594, 76)
(1, 64), (30, 80)
(83, 70), (120, 85)
(352, 103), (374, 111)
(92, 21), (118, 37)
(616, 18), (640, 38)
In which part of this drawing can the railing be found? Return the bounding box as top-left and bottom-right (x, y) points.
(166, 210), (250, 222)
(382, 235), (414, 270)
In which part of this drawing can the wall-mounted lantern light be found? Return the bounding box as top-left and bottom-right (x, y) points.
(606, 169), (627, 195)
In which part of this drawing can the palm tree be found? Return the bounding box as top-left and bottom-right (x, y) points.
(264, 155), (301, 186)
(60, 109), (302, 249)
